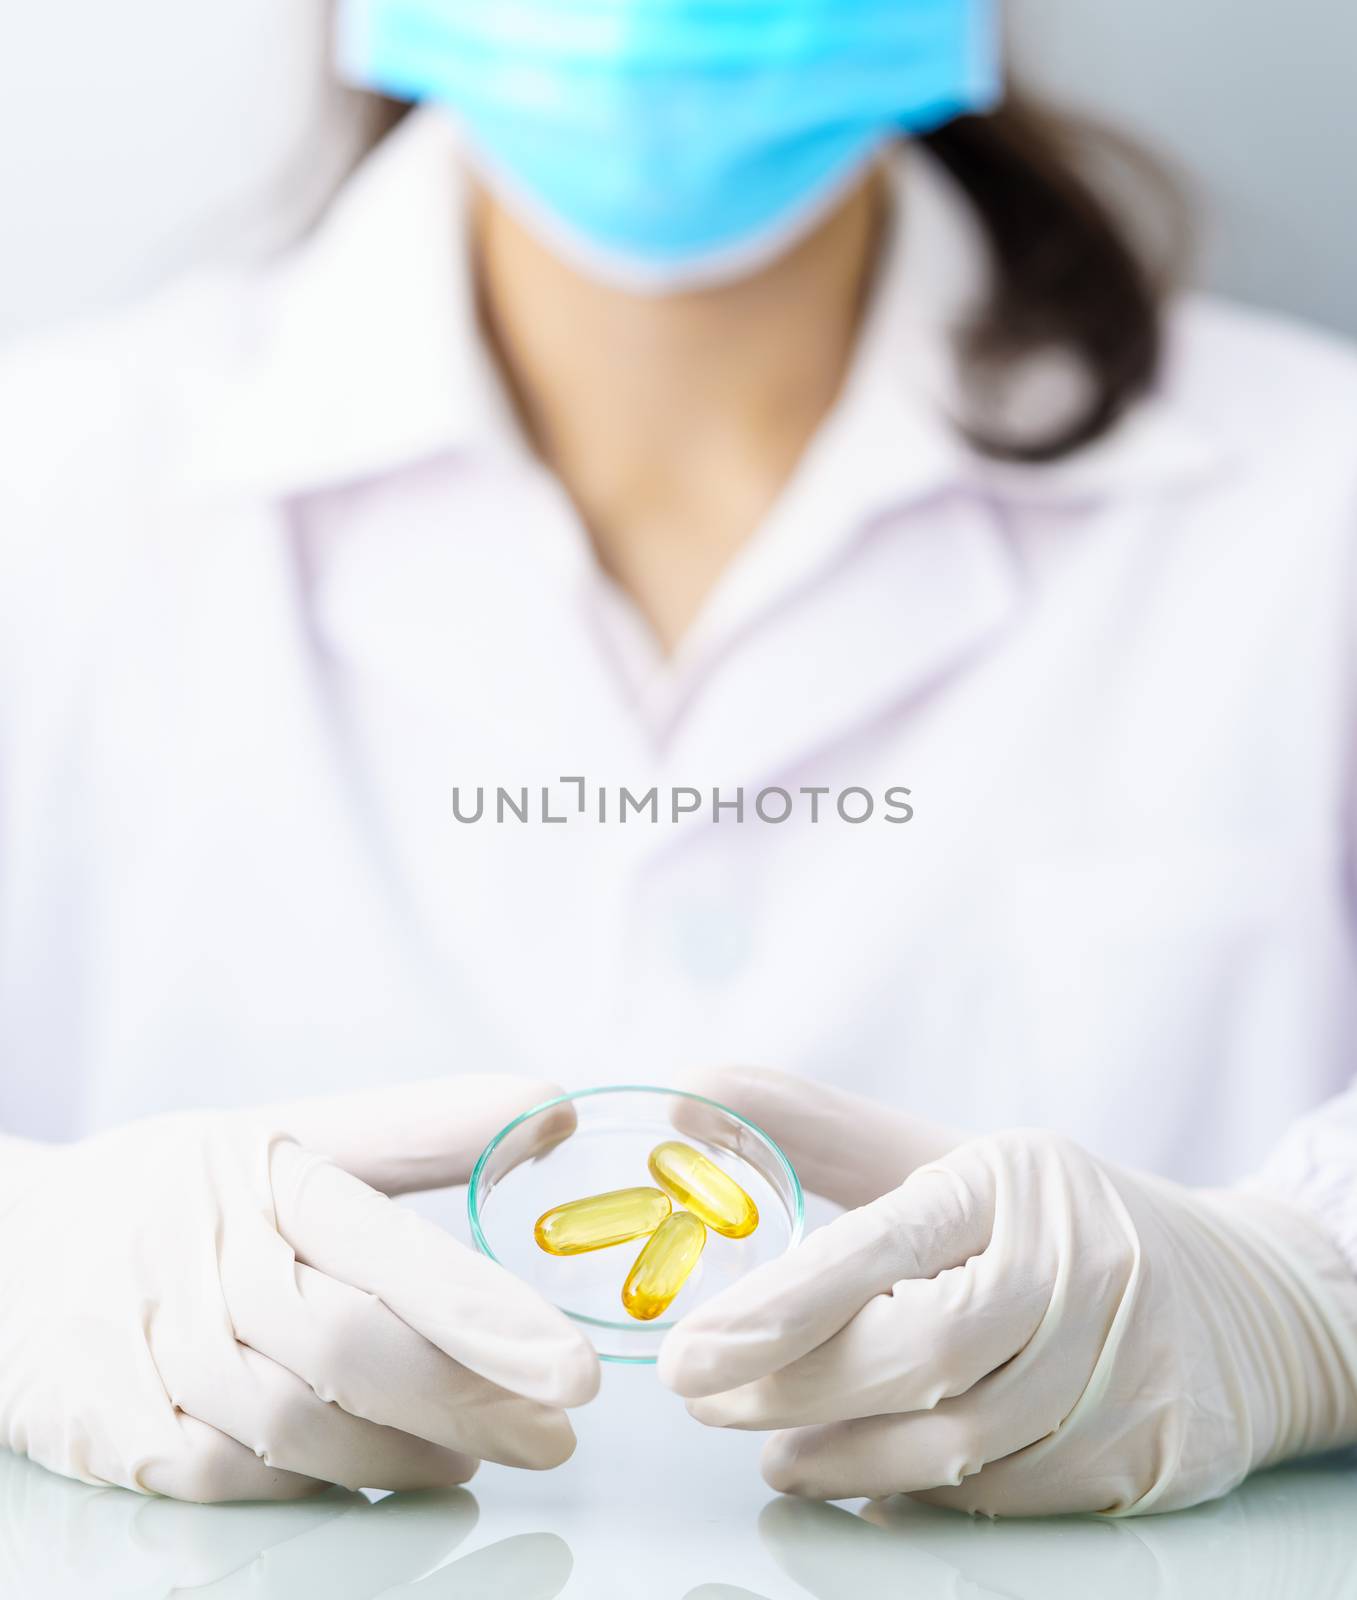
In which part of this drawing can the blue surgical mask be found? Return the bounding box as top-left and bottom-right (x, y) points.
(337, 0), (1001, 291)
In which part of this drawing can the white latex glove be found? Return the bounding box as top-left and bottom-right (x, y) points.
(0, 1078), (599, 1502)
(661, 1067), (1357, 1516)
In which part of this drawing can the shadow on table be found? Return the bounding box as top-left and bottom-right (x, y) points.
(752, 1453), (1357, 1600)
(0, 1452), (572, 1599)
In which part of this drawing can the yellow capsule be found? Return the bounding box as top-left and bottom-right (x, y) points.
(647, 1141), (759, 1239)
(622, 1211), (707, 1321)
(533, 1187), (672, 1256)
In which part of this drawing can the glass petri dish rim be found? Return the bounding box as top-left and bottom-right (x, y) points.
(467, 1083), (805, 1350)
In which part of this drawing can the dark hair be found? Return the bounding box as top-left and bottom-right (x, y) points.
(346, 89), (1184, 464)
(920, 94), (1185, 461)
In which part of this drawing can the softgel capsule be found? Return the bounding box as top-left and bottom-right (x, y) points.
(647, 1141), (760, 1239)
(622, 1211), (708, 1322)
(534, 1187), (672, 1255)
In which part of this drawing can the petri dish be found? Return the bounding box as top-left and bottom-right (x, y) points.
(469, 1085), (804, 1363)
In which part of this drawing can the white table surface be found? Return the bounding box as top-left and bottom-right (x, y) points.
(2, 1369), (1354, 1600)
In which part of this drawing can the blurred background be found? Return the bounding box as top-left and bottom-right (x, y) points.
(0, 0), (1354, 345)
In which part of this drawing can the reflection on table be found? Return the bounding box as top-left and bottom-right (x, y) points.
(0, 1458), (569, 1600)
(1, 1439), (1353, 1599)
(752, 1454), (1357, 1600)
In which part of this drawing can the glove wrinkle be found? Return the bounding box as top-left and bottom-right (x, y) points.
(660, 1072), (1357, 1516)
(0, 1080), (599, 1500)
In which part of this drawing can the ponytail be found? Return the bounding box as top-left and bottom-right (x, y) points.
(920, 95), (1183, 461)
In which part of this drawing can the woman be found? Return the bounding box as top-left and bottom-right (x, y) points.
(1, 0), (1355, 1511)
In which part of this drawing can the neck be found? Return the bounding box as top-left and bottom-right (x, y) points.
(473, 174), (887, 653)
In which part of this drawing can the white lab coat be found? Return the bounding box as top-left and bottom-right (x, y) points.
(1, 112), (1355, 1261)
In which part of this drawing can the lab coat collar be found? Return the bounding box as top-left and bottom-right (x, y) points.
(188, 106), (1225, 507)
(186, 111), (524, 497)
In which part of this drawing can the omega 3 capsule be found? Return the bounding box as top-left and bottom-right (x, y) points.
(622, 1211), (707, 1321)
(534, 1187), (672, 1255)
(648, 1141), (759, 1239)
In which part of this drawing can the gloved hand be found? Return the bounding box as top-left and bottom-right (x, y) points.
(661, 1067), (1357, 1516)
(0, 1078), (599, 1502)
